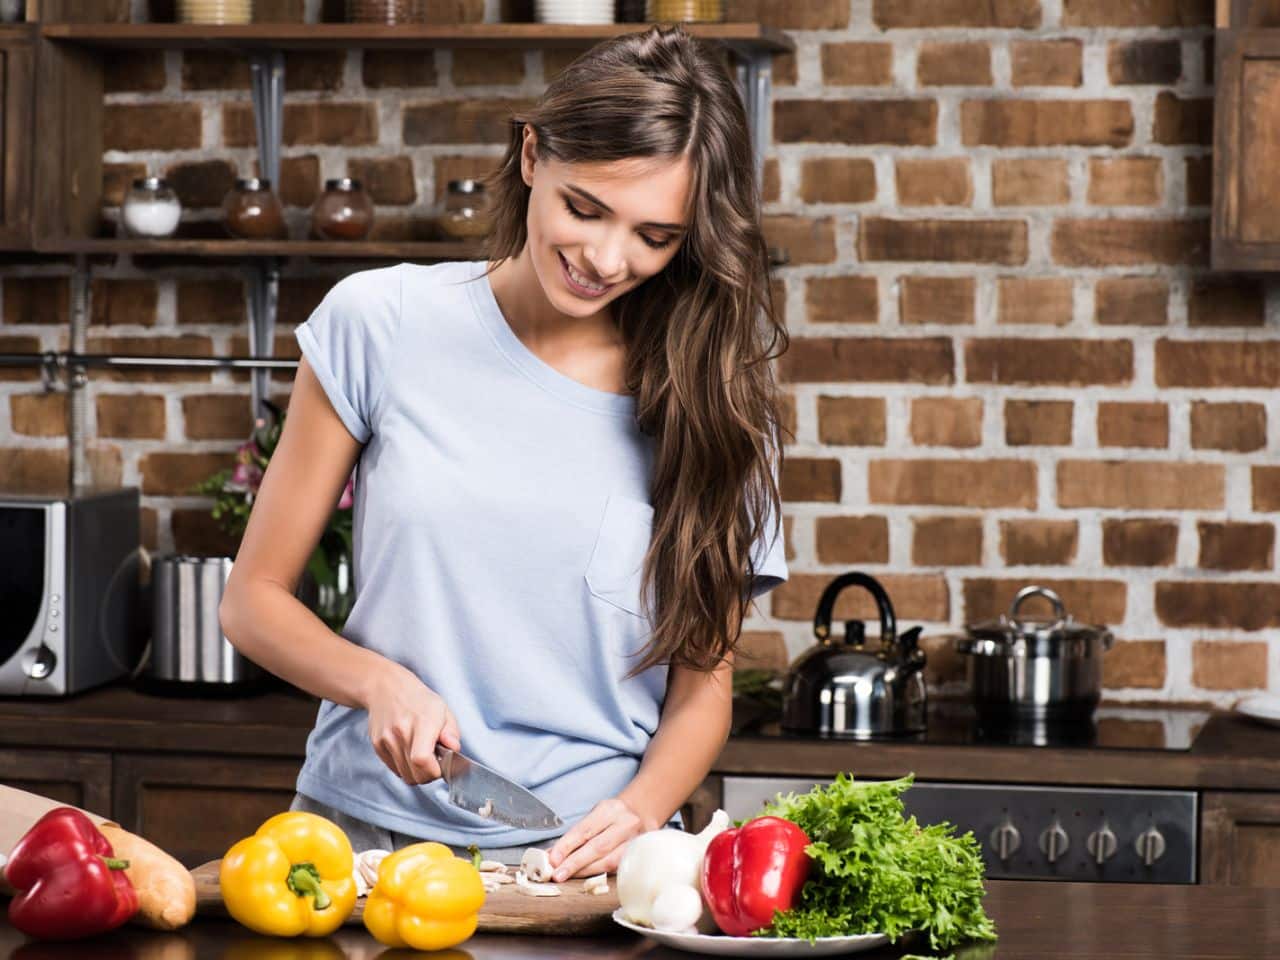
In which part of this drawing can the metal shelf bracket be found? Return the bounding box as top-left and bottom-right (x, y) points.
(727, 43), (774, 197)
(247, 50), (286, 420)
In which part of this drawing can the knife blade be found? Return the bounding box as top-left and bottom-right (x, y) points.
(433, 746), (564, 830)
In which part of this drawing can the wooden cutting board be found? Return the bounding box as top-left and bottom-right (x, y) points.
(191, 859), (621, 935)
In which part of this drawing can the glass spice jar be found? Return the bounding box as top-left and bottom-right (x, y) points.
(311, 178), (374, 241)
(438, 179), (491, 240)
(121, 177), (182, 238)
(222, 178), (288, 241)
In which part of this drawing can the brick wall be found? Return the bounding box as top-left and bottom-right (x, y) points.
(3, 0), (1276, 703)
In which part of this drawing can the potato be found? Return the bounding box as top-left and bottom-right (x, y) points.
(98, 824), (197, 930)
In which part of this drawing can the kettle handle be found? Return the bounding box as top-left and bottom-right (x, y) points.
(813, 572), (897, 647)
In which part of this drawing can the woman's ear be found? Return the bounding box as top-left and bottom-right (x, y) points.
(520, 124), (538, 187)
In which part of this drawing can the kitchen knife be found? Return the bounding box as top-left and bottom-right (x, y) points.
(433, 745), (564, 830)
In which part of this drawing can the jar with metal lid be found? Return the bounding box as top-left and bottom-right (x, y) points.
(646, 0), (723, 22)
(438, 179), (491, 240)
(346, 0), (426, 23)
(222, 178), (288, 241)
(121, 177), (182, 239)
(311, 178), (374, 242)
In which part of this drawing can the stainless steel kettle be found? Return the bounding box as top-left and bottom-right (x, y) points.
(781, 572), (927, 739)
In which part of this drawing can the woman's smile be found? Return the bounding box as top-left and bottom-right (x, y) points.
(558, 250), (617, 299)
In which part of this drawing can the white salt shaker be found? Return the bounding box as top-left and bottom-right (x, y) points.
(121, 177), (182, 238)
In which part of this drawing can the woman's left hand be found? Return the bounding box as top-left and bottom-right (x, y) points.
(546, 795), (649, 881)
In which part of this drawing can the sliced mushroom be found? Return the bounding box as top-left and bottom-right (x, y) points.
(583, 873), (609, 895)
(352, 848), (391, 898)
(478, 860), (508, 873)
(520, 847), (554, 883)
(514, 869), (561, 897)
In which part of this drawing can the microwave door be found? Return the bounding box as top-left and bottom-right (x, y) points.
(0, 505), (53, 690)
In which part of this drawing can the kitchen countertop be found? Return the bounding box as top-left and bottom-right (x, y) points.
(2, 682), (1278, 791)
(0, 880), (1276, 958)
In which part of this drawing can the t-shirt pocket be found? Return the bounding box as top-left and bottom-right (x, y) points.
(585, 494), (654, 619)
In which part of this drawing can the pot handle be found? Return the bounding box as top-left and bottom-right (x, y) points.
(1008, 585), (1067, 629)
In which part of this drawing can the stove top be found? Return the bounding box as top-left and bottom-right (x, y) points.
(739, 703), (1212, 751)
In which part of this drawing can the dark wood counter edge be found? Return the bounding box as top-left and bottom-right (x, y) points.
(716, 729), (1280, 791)
(2, 881), (1279, 959)
(0, 685), (319, 757)
(1, 685), (1278, 789)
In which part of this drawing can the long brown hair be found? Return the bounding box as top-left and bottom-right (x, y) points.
(479, 24), (789, 678)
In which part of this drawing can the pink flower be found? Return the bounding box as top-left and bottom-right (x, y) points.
(235, 439), (263, 465)
(229, 458), (263, 494)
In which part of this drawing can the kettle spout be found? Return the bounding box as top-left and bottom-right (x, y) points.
(898, 625), (923, 653)
(897, 626), (926, 672)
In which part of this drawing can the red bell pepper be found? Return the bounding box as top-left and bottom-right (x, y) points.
(701, 815), (811, 937)
(5, 807), (139, 940)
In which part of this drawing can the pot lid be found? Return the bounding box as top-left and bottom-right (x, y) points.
(964, 585), (1112, 648)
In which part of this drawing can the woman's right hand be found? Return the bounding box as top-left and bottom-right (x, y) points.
(363, 661), (462, 785)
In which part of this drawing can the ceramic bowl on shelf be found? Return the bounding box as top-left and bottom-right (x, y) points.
(534, 0), (615, 24)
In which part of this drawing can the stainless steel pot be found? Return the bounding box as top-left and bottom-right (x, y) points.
(955, 585), (1113, 723)
(145, 554), (264, 692)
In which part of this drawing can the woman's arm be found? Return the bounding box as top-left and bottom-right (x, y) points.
(617, 648), (736, 832)
(218, 357), (386, 709)
(547, 647), (736, 881)
(218, 358), (462, 784)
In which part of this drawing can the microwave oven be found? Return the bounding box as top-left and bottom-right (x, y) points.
(0, 487), (143, 696)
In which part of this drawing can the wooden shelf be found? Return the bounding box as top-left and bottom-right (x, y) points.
(36, 237), (486, 259)
(40, 22), (795, 53)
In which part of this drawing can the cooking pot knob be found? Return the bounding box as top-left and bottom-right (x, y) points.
(1086, 824), (1118, 864)
(1038, 820), (1070, 864)
(1135, 826), (1166, 867)
(989, 820), (1021, 862)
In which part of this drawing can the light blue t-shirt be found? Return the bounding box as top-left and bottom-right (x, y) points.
(292, 259), (789, 848)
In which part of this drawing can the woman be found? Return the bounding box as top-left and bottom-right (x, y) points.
(219, 24), (790, 882)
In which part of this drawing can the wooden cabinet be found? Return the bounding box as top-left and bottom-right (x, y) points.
(111, 753), (302, 867)
(1201, 791), (1280, 887)
(0, 26), (33, 249)
(0, 747), (111, 812)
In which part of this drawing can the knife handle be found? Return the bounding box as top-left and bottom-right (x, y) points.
(434, 745), (453, 778)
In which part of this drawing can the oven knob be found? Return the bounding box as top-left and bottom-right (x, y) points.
(989, 821), (1021, 861)
(1136, 826), (1166, 867)
(1086, 824), (1118, 864)
(1039, 820), (1070, 864)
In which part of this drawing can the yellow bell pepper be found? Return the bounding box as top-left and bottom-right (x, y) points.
(362, 841), (486, 951)
(219, 811), (357, 937)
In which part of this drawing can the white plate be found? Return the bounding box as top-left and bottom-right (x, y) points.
(611, 910), (891, 957)
(1236, 694), (1280, 728)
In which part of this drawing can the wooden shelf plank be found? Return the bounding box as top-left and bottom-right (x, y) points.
(37, 237), (486, 259)
(40, 22), (795, 53)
